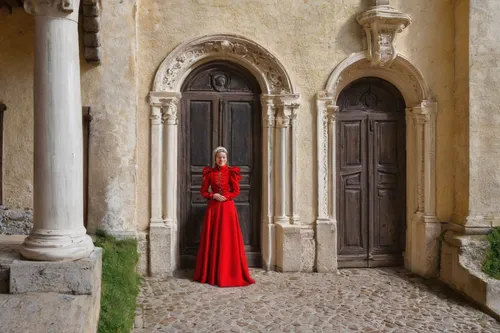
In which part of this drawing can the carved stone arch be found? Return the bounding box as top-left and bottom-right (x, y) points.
(148, 34), (301, 276)
(315, 52), (440, 278)
(325, 52), (429, 106)
(152, 34), (294, 95)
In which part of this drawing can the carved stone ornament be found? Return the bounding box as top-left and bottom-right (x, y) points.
(357, 5), (411, 67)
(153, 34), (293, 95)
(82, 0), (101, 63)
(24, 0), (74, 15)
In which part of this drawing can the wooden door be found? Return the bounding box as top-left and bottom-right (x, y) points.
(179, 62), (262, 268)
(337, 77), (406, 268)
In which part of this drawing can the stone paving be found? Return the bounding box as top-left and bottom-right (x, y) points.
(133, 267), (500, 333)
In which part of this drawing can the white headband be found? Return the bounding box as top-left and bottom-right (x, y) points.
(213, 146), (228, 163)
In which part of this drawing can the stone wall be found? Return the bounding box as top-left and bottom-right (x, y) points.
(0, 207), (32, 235)
(453, 0), (470, 224)
(79, 0), (139, 237)
(136, 0), (455, 233)
(468, 0), (500, 224)
(0, 9), (34, 210)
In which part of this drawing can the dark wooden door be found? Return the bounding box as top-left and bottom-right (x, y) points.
(179, 62), (261, 268)
(337, 77), (406, 268)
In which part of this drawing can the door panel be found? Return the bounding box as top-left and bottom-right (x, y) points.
(337, 115), (368, 267)
(369, 115), (405, 266)
(222, 96), (261, 264)
(179, 62), (262, 269)
(180, 96), (218, 267)
(337, 78), (405, 268)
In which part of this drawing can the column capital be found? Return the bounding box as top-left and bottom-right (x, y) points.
(149, 92), (181, 125)
(161, 98), (179, 125)
(24, 0), (79, 19)
(407, 100), (437, 124)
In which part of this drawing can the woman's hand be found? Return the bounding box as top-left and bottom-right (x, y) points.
(212, 193), (227, 202)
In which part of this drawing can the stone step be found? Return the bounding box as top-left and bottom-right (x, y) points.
(0, 235), (25, 294)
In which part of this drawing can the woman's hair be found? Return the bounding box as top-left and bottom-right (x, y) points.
(213, 146), (228, 165)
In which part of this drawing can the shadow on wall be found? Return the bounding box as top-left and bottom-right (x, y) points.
(334, 1), (367, 56)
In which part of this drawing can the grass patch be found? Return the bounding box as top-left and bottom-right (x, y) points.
(483, 227), (500, 279)
(94, 230), (141, 333)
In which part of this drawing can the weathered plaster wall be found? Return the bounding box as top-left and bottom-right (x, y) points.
(0, 9), (34, 209)
(454, 0), (470, 225)
(80, 0), (139, 236)
(136, 0), (455, 231)
(468, 0), (500, 224)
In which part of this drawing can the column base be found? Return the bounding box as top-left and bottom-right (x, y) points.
(20, 227), (94, 262)
(275, 222), (301, 272)
(261, 222), (276, 270)
(3, 248), (102, 333)
(149, 222), (176, 277)
(315, 218), (338, 273)
(405, 214), (441, 278)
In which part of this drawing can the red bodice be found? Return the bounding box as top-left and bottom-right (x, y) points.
(200, 165), (241, 200)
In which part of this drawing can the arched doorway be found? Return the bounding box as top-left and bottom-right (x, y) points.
(336, 77), (406, 268)
(178, 61), (262, 268)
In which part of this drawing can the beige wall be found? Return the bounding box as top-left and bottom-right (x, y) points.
(454, 0), (470, 224)
(0, 10), (34, 209)
(136, 0), (455, 231)
(80, 0), (139, 235)
(468, 0), (500, 222)
(0, 0), (459, 235)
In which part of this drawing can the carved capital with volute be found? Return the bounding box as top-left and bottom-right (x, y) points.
(274, 94), (300, 129)
(24, 0), (79, 18)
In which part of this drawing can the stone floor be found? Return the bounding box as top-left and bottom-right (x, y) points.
(133, 268), (500, 333)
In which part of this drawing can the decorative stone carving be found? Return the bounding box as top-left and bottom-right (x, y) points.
(357, 5), (411, 67)
(316, 51), (439, 276)
(24, 0), (74, 15)
(149, 36), (299, 275)
(82, 0), (101, 63)
(153, 34), (293, 95)
(160, 98), (179, 125)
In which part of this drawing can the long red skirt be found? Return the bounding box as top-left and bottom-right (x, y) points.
(193, 200), (255, 287)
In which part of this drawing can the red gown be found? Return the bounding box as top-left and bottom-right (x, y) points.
(193, 165), (255, 287)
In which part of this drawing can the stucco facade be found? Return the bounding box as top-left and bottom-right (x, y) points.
(1, 0), (500, 318)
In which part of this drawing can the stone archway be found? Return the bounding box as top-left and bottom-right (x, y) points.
(148, 34), (301, 276)
(315, 52), (440, 278)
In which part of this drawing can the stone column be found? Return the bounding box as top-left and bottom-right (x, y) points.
(148, 92), (180, 276)
(274, 95), (301, 272)
(20, 0), (94, 261)
(261, 95), (276, 270)
(315, 93), (339, 273)
(405, 101), (440, 278)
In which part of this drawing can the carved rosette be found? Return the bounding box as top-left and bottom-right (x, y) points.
(357, 6), (411, 67)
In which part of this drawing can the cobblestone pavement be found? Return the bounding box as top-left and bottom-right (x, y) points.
(133, 268), (500, 333)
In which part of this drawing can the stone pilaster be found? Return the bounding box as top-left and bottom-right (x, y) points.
(148, 92), (181, 276)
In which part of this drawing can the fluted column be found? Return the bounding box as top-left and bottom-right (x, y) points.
(148, 92), (180, 276)
(149, 99), (163, 225)
(21, 0), (94, 261)
(273, 94), (301, 272)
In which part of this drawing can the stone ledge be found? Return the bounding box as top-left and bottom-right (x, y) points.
(9, 247), (102, 295)
(440, 232), (500, 319)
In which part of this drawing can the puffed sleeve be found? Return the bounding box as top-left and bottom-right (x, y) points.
(200, 166), (213, 200)
(226, 166), (241, 200)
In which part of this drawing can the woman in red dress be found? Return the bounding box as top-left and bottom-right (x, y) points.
(193, 146), (255, 287)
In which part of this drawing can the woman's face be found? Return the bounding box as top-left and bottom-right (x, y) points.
(215, 152), (227, 167)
